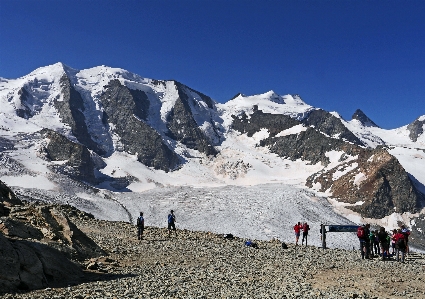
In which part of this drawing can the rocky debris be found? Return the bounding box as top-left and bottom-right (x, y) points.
(407, 116), (425, 142)
(165, 81), (218, 156)
(0, 184), (106, 293)
(214, 159), (252, 179)
(2, 211), (425, 299)
(99, 80), (180, 172)
(351, 109), (379, 128)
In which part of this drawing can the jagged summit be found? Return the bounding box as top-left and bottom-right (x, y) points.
(351, 109), (379, 128)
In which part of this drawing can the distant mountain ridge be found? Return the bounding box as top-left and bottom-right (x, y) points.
(0, 63), (424, 224)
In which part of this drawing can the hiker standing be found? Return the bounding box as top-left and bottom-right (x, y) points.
(294, 222), (302, 245)
(357, 224), (371, 259)
(168, 210), (177, 237)
(394, 229), (407, 262)
(377, 227), (390, 260)
(302, 222), (310, 246)
(137, 212), (144, 240)
(391, 229), (397, 255)
(401, 225), (411, 254)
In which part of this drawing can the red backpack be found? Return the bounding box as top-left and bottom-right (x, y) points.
(357, 226), (365, 238)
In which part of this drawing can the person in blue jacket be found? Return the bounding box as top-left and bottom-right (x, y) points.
(168, 210), (177, 237)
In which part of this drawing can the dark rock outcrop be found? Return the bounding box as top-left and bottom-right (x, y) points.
(0, 195), (105, 293)
(260, 127), (360, 166)
(306, 147), (423, 218)
(231, 105), (299, 137)
(40, 129), (98, 184)
(0, 137), (15, 152)
(407, 116), (425, 142)
(302, 109), (364, 146)
(0, 233), (84, 292)
(99, 80), (179, 171)
(16, 87), (35, 119)
(0, 180), (22, 209)
(55, 74), (104, 155)
(165, 82), (218, 156)
(352, 109), (379, 127)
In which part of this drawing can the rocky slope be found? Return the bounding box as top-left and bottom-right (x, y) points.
(0, 180), (105, 292)
(1, 199), (424, 299)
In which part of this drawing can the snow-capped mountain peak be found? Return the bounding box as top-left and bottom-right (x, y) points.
(1, 63), (425, 251)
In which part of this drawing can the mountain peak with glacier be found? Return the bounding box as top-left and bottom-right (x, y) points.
(1, 63), (424, 251)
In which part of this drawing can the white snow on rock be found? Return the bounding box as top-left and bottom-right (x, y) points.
(1, 63), (425, 251)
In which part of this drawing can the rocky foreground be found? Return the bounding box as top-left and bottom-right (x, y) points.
(2, 203), (425, 299)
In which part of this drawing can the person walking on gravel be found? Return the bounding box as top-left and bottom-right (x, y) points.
(302, 222), (310, 246)
(137, 212), (144, 240)
(294, 222), (302, 245)
(168, 210), (177, 237)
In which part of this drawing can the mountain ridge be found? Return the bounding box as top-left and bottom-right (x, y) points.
(1, 63), (424, 249)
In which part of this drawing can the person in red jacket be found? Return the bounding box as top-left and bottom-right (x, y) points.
(294, 222), (302, 245)
(393, 229), (407, 263)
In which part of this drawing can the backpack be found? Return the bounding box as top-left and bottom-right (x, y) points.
(245, 240), (258, 249)
(223, 234), (234, 240)
(168, 214), (174, 224)
(357, 226), (365, 238)
(137, 216), (144, 227)
(396, 238), (406, 249)
(281, 242), (288, 249)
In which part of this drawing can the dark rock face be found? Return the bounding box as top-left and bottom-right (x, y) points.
(411, 214), (425, 250)
(165, 82), (218, 156)
(231, 106), (299, 137)
(302, 109), (364, 146)
(306, 147), (423, 219)
(55, 74), (104, 155)
(0, 137), (15, 152)
(260, 127), (359, 166)
(352, 109), (379, 127)
(40, 129), (98, 184)
(407, 117), (425, 142)
(99, 80), (179, 172)
(16, 87), (35, 119)
(0, 180), (21, 208)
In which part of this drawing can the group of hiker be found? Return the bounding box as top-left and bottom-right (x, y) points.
(357, 223), (411, 262)
(136, 210), (177, 240)
(136, 212), (411, 263)
(293, 222), (310, 246)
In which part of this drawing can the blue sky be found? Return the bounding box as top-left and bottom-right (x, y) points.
(1, 0), (424, 129)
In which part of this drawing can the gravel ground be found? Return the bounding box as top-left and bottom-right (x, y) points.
(2, 212), (425, 299)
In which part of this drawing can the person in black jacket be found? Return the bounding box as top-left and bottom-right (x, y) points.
(136, 212), (144, 240)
